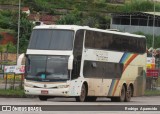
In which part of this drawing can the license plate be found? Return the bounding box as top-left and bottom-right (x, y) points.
(41, 90), (48, 94)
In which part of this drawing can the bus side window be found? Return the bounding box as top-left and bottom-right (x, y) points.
(72, 29), (84, 79)
(85, 30), (94, 48)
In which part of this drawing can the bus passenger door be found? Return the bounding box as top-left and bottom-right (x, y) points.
(87, 78), (104, 96)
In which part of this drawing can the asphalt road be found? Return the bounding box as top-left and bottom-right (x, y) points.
(0, 96), (160, 114)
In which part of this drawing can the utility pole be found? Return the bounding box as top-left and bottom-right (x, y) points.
(152, 0), (156, 57)
(17, 0), (21, 64)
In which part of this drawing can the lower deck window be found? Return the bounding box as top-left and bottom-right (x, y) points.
(83, 60), (123, 79)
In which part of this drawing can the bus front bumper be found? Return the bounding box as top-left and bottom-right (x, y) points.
(24, 86), (72, 97)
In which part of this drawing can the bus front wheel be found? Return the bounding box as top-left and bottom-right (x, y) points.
(38, 96), (48, 101)
(75, 84), (87, 102)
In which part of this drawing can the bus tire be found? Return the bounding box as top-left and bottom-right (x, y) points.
(117, 85), (126, 102)
(38, 96), (48, 101)
(125, 86), (132, 102)
(86, 97), (97, 102)
(75, 84), (87, 102)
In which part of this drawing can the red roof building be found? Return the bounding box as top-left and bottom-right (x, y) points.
(28, 14), (60, 25)
(21, 7), (30, 16)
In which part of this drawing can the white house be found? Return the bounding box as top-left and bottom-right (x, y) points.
(22, 7), (30, 16)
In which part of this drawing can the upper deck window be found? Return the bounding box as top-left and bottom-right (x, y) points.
(85, 30), (146, 54)
(28, 29), (74, 50)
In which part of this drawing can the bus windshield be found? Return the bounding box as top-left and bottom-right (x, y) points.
(25, 55), (69, 82)
(28, 29), (74, 50)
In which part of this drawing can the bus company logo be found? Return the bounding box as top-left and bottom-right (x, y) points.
(2, 106), (12, 111)
(44, 84), (47, 88)
(1, 106), (42, 111)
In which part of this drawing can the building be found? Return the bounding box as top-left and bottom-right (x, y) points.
(110, 12), (160, 35)
(28, 13), (60, 25)
(22, 7), (30, 16)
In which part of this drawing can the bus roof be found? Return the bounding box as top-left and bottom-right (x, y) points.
(33, 25), (146, 38)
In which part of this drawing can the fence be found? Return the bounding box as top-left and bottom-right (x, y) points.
(0, 73), (24, 90)
(146, 77), (159, 90)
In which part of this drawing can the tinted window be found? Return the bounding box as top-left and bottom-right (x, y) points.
(83, 60), (123, 79)
(72, 30), (84, 79)
(85, 30), (146, 54)
(28, 29), (74, 50)
(73, 30), (84, 58)
(25, 55), (69, 82)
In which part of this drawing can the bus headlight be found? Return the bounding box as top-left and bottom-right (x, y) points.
(24, 83), (34, 87)
(57, 85), (69, 88)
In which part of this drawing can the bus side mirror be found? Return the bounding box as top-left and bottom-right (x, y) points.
(17, 53), (25, 67)
(68, 55), (74, 70)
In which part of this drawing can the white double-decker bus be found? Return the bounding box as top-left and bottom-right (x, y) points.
(24, 25), (146, 102)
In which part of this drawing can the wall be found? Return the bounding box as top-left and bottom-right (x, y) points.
(111, 24), (160, 36)
(0, 53), (17, 62)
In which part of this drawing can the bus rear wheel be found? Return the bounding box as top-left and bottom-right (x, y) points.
(125, 86), (132, 102)
(75, 84), (87, 102)
(111, 85), (125, 102)
(118, 85), (126, 102)
(110, 85), (126, 102)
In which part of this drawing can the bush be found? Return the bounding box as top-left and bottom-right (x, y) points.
(0, 34), (3, 41)
(6, 42), (16, 53)
(121, 0), (160, 12)
(134, 32), (160, 49)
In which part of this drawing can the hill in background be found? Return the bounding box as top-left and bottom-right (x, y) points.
(0, 0), (160, 53)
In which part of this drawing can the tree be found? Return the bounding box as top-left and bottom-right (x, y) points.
(0, 45), (7, 69)
(0, 34), (3, 41)
(56, 8), (110, 29)
(19, 14), (34, 53)
(6, 42), (16, 53)
(11, 12), (34, 53)
(56, 9), (82, 25)
(134, 32), (160, 49)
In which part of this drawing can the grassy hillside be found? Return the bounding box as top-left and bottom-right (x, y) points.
(0, 0), (160, 53)
(0, 0), (19, 5)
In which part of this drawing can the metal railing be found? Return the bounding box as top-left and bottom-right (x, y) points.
(0, 73), (24, 90)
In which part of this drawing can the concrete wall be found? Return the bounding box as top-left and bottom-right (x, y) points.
(0, 53), (17, 62)
(111, 24), (160, 36)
